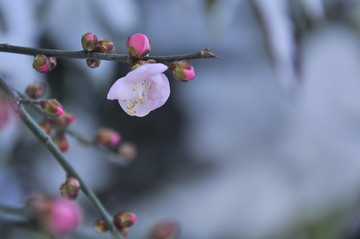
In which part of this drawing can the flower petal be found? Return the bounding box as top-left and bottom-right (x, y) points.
(125, 63), (168, 83)
(118, 100), (152, 117)
(148, 74), (170, 100)
(107, 77), (137, 100)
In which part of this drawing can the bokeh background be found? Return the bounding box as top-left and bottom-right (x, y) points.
(2, 0), (360, 238)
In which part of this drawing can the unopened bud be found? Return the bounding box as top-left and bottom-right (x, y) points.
(53, 132), (69, 152)
(118, 142), (137, 161)
(98, 39), (114, 53)
(60, 177), (81, 200)
(50, 111), (76, 127)
(114, 211), (137, 229)
(169, 60), (195, 82)
(33, 54), (51, 73)
(81, 32), (99, 51)
(25, 82), (46, 99)
(40, 99), (64, 117)
(39, 120), (52, 135)
(96, 128), (121, 148)
(48, 57), (57, 70)
(126, 33), (151, 58)
(86, 59), (101, 68)
(129, 60), (157, 71)
(94, 219), (108, 234)
(46, 198), (82, 235)
(150, 221), (180, 239)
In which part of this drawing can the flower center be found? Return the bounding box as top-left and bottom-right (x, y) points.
(125, 80), (152, 115)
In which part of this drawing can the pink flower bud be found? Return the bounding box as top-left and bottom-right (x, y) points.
(86, 59), (101, 68)
(95, 128), (121, 148)
(33, 54), (51, 73)
(40, 99), (64, 117)
(118, 142), (137, 161)
(39, 120), (52, 135)
(48, 57), (57, 70)
(126, 33), (151, 58)
(150, 221), (180, 239)
(46, 198), (82, 235)
(114, 211), (137, 229)
(94, 219), (108, 234)
(81, 32), (99, 51)
(60, 177), (81, 200)
(53, 132), (69, 152)
(50, 111), (76, 127)
(169, 60), (195, 82)
(25, 82), (46, 99)
(98, 39), (114, 53)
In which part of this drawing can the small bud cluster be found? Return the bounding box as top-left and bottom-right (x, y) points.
(32, 54), (57, 73)
(126, 33), (196, 82)
(25, 195), (82, 236)
(81, 32), (115, 69)
(94, 211), (137, 238)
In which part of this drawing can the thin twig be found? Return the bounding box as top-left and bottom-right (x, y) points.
(0, 76), (124, 239)
(0, 44), (218, 63)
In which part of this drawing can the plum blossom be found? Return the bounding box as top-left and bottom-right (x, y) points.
(107, 63), (170, 117)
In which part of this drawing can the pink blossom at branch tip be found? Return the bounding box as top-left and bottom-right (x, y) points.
(46, 198), (82, 235)
(107, 63), (170, 117)
(126, 33), (151, 58)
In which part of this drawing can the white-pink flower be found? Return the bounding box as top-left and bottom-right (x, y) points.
(107, 63), (170, 117)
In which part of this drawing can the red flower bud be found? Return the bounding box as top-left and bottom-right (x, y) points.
(50, 111), (76, 127)
(39, 120), (52, 135)
(86, 59), (101, 68)
(40, 99), (64, 117)
(95, 128), (121, 148)
(98, 39), (114, 53)
(33, 54), (51, 73)
(169, 60), (195, 82)
(114, 211), (137, 229)
(53, 132), (69, 152)
(25, 82), (46, 99)
(81, 32), (99, 51)
(60, 177), (81, 200)
(48, 57), (57, 70)
(126, 33), (151, 58)
(150, 221), (180, 239)
(94, 219), (108, 234)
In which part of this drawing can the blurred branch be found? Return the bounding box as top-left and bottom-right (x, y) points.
(0, 76), (124, 239)
(0, 204), (28, 217)
(0, 44), (217, 63)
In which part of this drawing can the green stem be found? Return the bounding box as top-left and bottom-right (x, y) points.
(18, 99), (43, 105)
(0, 77), (124, 239)
(0, 44), (217, 63)
(0, 204), (28, 217)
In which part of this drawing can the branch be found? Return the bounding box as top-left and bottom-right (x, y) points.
(0, 76), (124, 239)
(0, 44), (217, 63)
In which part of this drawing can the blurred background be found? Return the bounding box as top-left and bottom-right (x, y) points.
(2, 0), (360, 238)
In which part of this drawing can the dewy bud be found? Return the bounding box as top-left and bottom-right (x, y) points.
(114, 211), (137, 229)
(48, 57), (57, 70)
(50, 111), (76, 127)
(81, 32), (98, 51)
(126, 33), (151, 58)
(169, 60), (195, 82)
(86, 59), (101, 68)
(60, 177), (81, 200)
(95, 128), (121, 148)
(53, 132), (69, 153)
(33, 54), (51, 73)
(39, 120), (52, 135)
(94, 219), (108, 234)
(40, 99), (64, 117)
(98, 39), (114, 53)
(25, 82), (46, 99)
